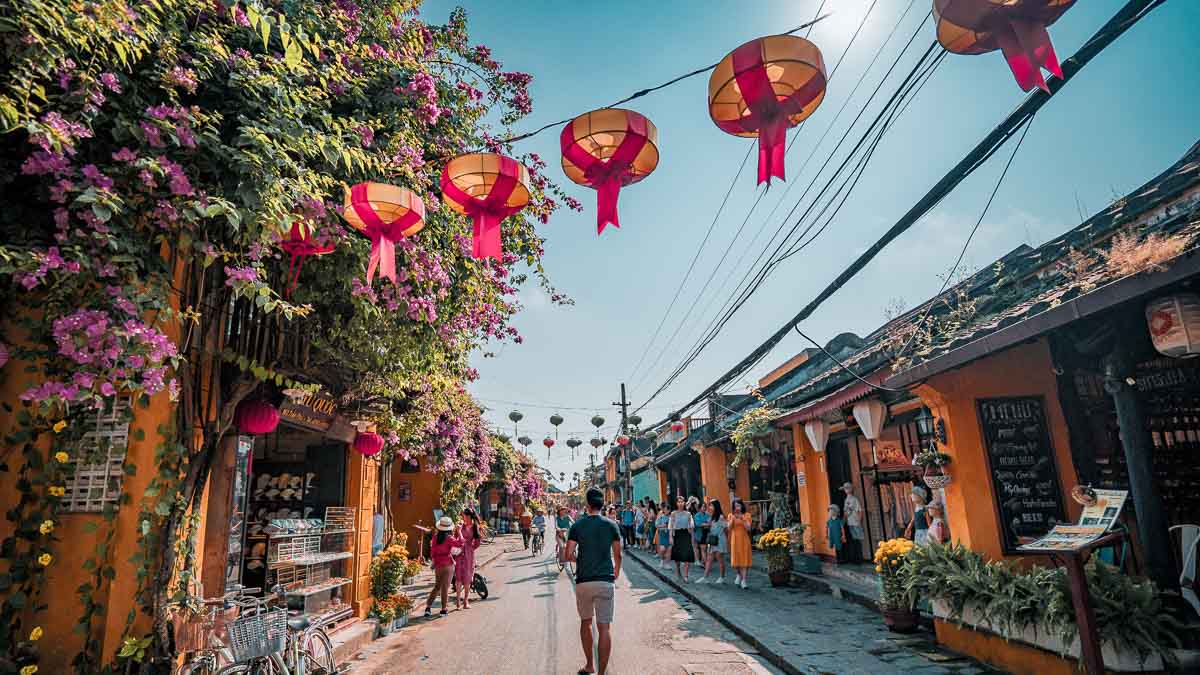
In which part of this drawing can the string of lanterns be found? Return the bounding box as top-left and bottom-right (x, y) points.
(294, 5), (1075, 287)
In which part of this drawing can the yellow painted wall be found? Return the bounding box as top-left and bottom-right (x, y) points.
(791, 422), (835, 556)
(698, 445), (731, 509)
(914, 339), (1081, 562)
(390, 459), (442, 559)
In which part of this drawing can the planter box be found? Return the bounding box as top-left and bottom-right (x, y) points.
(394, 613), (409, 630)
(376, 620), (394, 638)
(930, 600), (1165, 672)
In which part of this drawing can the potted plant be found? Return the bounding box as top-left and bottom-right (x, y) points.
(371, 597), (397, 637)
(875, 538), (918, 632)
(913, 447), (952, 489)
(402, 559), (422, 585)
(757, 528), (793, 586)
(370, 544), (408, 600)
(392, 593), (414, 629)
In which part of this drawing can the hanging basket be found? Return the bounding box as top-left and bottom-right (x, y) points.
(923, 466), (953, 489)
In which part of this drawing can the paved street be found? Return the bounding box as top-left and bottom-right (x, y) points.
(350, 533), (779, 674)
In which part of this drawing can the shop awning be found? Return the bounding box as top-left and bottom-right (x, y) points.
(772, 370), (888, 426)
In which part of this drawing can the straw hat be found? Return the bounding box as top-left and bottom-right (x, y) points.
(436, 516), (454, 531)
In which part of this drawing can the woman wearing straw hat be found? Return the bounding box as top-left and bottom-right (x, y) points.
(424, 516), (461, 617)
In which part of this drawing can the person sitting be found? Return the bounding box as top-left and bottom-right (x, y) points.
(532, 509), (547, 554)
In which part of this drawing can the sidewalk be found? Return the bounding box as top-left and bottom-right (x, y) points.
(625, 546), (996, 675)
(333, 533), (522, 667)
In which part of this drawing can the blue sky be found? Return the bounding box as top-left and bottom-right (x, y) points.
(421, 0), (1200, 487)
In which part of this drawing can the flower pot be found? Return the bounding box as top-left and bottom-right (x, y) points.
(923, 466), (952, 489)
(393, 613), (408, 630)
(794, 553), (822, 574)
(376, 620), (394, 637)
(881, 607), (919, 633)
(402, 575), (413, 585)
(768, 570), (791, 587)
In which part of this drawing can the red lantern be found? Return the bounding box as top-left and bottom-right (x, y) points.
(560, 108), (659, 234)
(615, 434), (630, 447)
(709, 35), (827, 185)
(353, 431), (384, 457)
(934, 0), (1076, 93)
(235, 399), (280, 435)
(279, 221), (335, 298)
(341, 183), (426, 285)
(441, 153), (532, 260)
(670, 421), (685, 433)
(543, 436), (555, 458)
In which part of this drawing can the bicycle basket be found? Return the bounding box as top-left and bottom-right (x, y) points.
(227, 608), (287, 662)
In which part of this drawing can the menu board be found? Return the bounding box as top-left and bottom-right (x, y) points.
(1018, 489), (1128, 553)
(976, 396), (1066, 553)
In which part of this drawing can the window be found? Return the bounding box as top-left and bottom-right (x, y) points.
(62, 401), (131, 513)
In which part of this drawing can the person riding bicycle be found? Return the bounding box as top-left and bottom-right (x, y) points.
(554, 505), (572, 560)
(532, 509), (547, 553)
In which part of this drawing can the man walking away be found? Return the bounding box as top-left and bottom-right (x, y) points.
(567, 487), (622, 675)
(519, 506), (533, 550)
(619, 501), (636, 547)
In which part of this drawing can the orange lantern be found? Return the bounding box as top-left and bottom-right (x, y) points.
(709, 35), (827, 186)
(341, 182), (425, 285)
(440, 153), (532, 260)
(560, 108), (659, 234)
(933, 0), (1076, 93)
(279, 221), (335, 298)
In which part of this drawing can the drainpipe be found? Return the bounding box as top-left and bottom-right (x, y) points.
(1102, 346), (1175, 591)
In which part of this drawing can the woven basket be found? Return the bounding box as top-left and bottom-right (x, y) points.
(924, 471), (952, 489)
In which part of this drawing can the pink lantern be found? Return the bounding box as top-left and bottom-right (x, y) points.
(235, 399), (280, 435)
(615, 434), (630, 447)
(440, 153), (532, 260)
(543, 437), (555, 458)
(341, 182), (426, 285)
(279, 221), (336, 298)
(670, 421), (685, 433)
(353, 431), (384, 457)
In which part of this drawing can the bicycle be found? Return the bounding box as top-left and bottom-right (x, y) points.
(212, 587), (336, 675)
(555, 537), (574, 576)
(531, 529), (544, 556)
(174, 586), (264, 675)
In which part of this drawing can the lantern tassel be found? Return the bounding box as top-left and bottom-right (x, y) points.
(365, 231), (397, 284)
(757, 116), (789, 185)
(997, 18), (1060, 93)
(596, 176), (622, 234)
(472, 211), (503, 260)
(285, 253), (303, 298)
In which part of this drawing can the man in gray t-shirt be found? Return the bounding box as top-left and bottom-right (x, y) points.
(566, 487), (622, 675)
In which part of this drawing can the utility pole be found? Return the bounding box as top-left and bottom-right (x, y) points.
(613, 383), (631, 503)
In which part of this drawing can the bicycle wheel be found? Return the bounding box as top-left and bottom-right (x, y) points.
(176, 657), (217, 675)
(301, 628), (336, 674)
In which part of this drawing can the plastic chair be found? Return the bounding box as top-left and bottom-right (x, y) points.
(1169, 524), (1199, 619)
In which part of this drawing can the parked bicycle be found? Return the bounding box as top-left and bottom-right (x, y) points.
(174, 585), (263, 675)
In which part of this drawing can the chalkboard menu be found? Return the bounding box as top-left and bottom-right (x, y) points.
(976, 396), (1066, 553)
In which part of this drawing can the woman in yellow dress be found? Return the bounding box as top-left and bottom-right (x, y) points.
(727, 498), (753, 589)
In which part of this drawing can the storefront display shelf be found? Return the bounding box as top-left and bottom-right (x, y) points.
(273, 550), (353, 568)
(285, 577), (352, 597)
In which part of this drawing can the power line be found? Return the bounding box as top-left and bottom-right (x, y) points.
(653, 0), (1167, 421)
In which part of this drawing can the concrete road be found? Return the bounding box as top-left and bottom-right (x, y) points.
(349, 536), (778, 674)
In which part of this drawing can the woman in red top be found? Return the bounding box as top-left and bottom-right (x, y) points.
(424, 516), (461, 617)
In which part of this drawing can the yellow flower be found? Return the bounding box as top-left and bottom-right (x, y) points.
(48, 486), (65, 497)
(53, 420), (67, 433)
(875, 565), (883, 573)
(29, 627), (42, 641)
(54, 451), (69, 463)
(21, 666), (37, 675)
(37, 553), (52, 567)
(39, 520), (54, 535)
(891, 559), (898, 566)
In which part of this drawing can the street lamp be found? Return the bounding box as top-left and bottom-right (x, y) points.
(914, 407), (947, 445)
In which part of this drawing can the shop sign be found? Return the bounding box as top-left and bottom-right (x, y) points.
(395, 479), (412, 503)
(279, 392), (336, 432)
(796, 472), (806, 487)
(977, 396), (1067, 554)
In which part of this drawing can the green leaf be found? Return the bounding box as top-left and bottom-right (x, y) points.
(285, 40), (302, 69)
(260, 17), (272, 51)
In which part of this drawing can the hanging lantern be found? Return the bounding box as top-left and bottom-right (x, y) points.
(1146, 293), (1200, 358)
(517, 436), (532, 448)
(804, 419), (830, 454)
(589, 438), (603, 449)
(441, 153), (532, 260)
(670, 421), (685, 433)
(341, 182), (426, 285)
(543, 437), (555, 458)
(497, 433), (511, 443)
(279, 221), (335, 298)
(567, 438), (583, 459)
(628, 414), (643, 427)
(644, 430), (659, 444)
(590, 415), (605, 429)
(852, 399), (888, 440)
(509, 410), (524, 424)
(933, 0), (1076, 93)
(550, 413), (564, 440)
(708, 35), (827, 185)
(560, 108), (659, 234)
(235, 399), (280, 435)
(615, 434), (630, 447)
(353, 431), (384, 457)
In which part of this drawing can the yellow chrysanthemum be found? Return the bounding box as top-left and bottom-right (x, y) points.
(48, 486), (65, 497)
(37, 553), (52, 567)
(29, 627), (42, 641)
(53, 420), (67, 433)
(21, 665), (37, 675)
(38, 520), (54, 535)
(875, 565), (883, 573)
(54, 452), (69, 463)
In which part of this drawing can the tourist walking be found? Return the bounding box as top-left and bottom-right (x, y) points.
(454, 508), (482, 609)
(728, 498), (753, 589)
(565, 487), (622, 675)
(655, 502), (671, 566)
(633, 501), (647, 549)
(620, 501), (636, 547)
(424, 516), (461, 617)
(519, 506), (533, 550)
(669, 495), (696, 582)
(696, 499), (727, 583)
(693, 498), (711, 562)
(644, 502), (658, 552)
